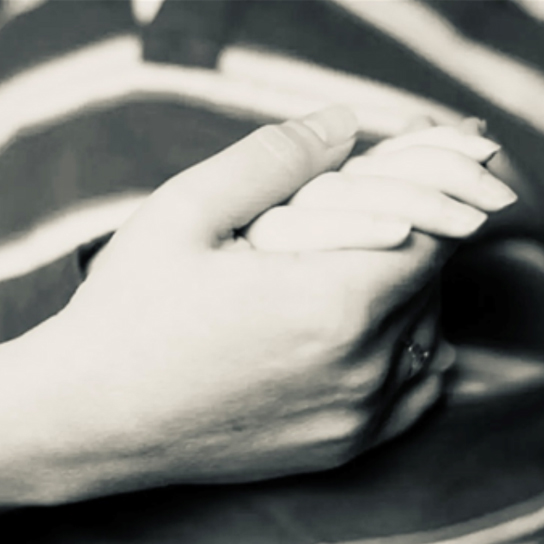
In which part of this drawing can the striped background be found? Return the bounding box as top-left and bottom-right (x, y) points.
(2, 2), (544, 543)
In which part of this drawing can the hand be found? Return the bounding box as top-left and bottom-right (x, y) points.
(0, 106), (451, 506)
(373, 289), (456, 446)
(246, 122), (517, 251)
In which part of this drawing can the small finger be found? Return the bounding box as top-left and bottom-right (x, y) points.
(246, 207), (411, 251)
(342, 147), (517, 212)
(459, 116), (487, 137)
(367, 126), (500, 163)
(401, 115), (437, 133)
(291, 172), (488, 238)
(431, 338), (457, 373)
(377, 373), (444, 443)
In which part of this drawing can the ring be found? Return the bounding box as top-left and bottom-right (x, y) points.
(401, 338), (431, 381)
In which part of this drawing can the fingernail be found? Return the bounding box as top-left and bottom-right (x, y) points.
(301, 105), (358, 147)
(446, 206), (488, 236)
(480, 173), (518, 209)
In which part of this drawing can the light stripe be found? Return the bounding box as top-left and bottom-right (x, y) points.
(0, 34), (463, 157)
(218, 46), (461, 134)
(333, 0), (544, 134)
(1, 0), (47, 21)
(512, 0), (544, 23)
(0, 32), (459, 279)
(0, 25), (468, 280)
(0, 192), (148, 282)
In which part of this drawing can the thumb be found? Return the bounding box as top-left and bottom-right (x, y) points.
(152, 105), (357, 245)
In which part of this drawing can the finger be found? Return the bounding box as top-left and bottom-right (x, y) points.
(152, 105), (358, 245)
(291, 172), (488, 238)
(401, 115), (437, 133)
(376, 372), (444, 444)
(246, 207), (411, 251)
(396, 297), (457, 384)
(397, 295), (441, 384)
(459, 116), (487, 137)
(341, 147), (517, 212)
(431, 338), (457, 373)
(366, 126), (500, 163)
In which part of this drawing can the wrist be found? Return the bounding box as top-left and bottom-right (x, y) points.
(0, 312), (153, 507)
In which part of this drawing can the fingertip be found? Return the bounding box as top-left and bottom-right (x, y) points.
(432, 340), (457, 372)
(477, 172), (518, 211)
(441, 205), (488, 238)
(298, 105), (358, 147)
(376, 219), (413, 248)
(467, 137), (501, 164)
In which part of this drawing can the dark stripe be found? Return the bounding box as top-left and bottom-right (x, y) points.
(0, 0), (135, 83)
(0, 100), (258, 237)
(0, 249), (82, 342)
(143, 0), (239, 68)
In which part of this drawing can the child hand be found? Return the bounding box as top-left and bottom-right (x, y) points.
(246, 123), (517, 251)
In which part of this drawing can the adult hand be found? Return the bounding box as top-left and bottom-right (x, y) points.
(0, 106), (450, 507)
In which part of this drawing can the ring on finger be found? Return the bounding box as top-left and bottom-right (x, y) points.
(400, 337), (432, 382)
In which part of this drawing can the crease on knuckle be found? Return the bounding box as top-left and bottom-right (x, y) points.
(254, 124), (313, 180)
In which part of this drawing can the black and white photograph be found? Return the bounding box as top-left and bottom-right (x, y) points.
(0, 1), (544, 543)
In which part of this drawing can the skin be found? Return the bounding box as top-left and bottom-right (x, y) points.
(0, 107), (513, 509)
(247, 123), (517, 251)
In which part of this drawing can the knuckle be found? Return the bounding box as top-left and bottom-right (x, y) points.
(332, 411), (366, 442)
(316, 287), (371, 348)
(342, 361), (389, 400)
(254, 124), (314, 179)
(318, 411), (368, 463)
(153, 186), (208, 227)
(292, 255), (380, 346)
